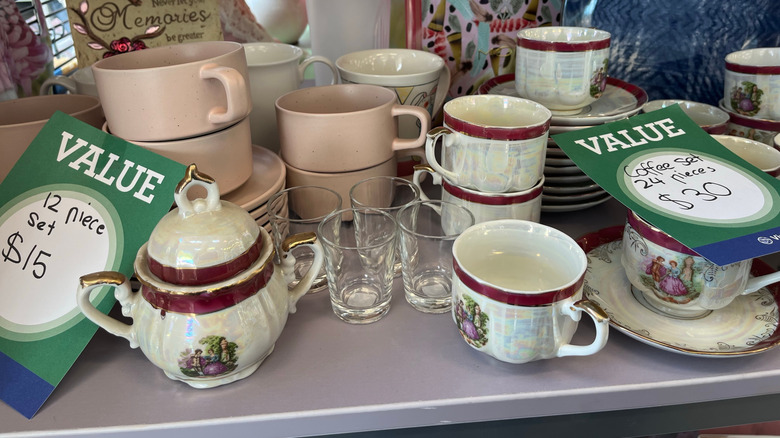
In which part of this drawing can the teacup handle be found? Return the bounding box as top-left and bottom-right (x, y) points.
(744, 270), (780, 295)
(431, 65), (451, 118)
(76, 272), (140, 348)
(41, 75), (77, 94)
(391, 104), (431, 151)
(281, 232), (325, 313)
(424, 126), (462, 185)
(298, 56), (339, 85)
(556, 299), (610, 358)
(201, 63), (251, 124)
(412, 164), (442, 213)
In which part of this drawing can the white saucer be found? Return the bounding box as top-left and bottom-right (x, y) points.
(542, 189), (607, 204)
(542, 181), (603, 195)
(579, 227), (780, 357)
(478, 75), (648, 126)
(223, 146), (286, 212)
(543, 173), (594, 184)
(543, 165), (583, 176)
(541, 192), (611, 212)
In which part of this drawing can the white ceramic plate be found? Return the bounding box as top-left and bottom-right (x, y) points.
(543, 173), (594, 184)
(541, 193), (611, 212)
(542, 189), (607, 204)
(578, 227), (780, 357)
(223, 146), (286, 211)
(479, 75), (648, 126)
(549, 124), (598, 134)
(542, 180), (603, 195)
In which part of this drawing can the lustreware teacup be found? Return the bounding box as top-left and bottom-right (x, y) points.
(515, 26), (611, 115)
(723, 47), (780, 120)
(451, 219), (609, 364)
(92, 41), (251, 141)
(413, 164), (543, 227)
(641, 100), (729, 134)
(621, 210), (780, 318)
(424, 94), (551, 193)
(712, 134), (780, 177)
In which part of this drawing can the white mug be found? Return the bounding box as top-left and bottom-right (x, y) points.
(40, 67), (98, 97)
(425, 94), (551, 193)
(243, 42), (338, 152)
(451, 220), (609, 364)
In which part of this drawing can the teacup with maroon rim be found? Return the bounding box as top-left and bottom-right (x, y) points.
(451, 219), (609, 364)
(723, 47), (780, 121)
(413, 164), (543, 227)
(621, 210), (780, 319)
(712, 134), (780, 178)
(424, 94), (551, 193)
(720, 101), (780, 146)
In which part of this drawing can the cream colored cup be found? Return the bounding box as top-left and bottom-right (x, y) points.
(452, 219), (609, 364)
(92, 41), (251, 142)
(102, 117), (253, 194)
(413, 164), (543, 227)
(515, 26), (611, 115)
(336, 49), (450, 139)
(723, 48), (780, 121)
(642, 100), (729, 134)
(276, 84), (430, 173)
(712, 134), (780, 177)
(284, 156), (397, 221)
(40, 66), (98, 97)
(425, 94), (551, 193)
(243, 42), (338, 153)
(0, 94), (104, 183)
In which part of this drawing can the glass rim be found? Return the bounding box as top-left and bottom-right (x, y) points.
(266, 185), (343, 223)
(317, 207), (398, 250)
(397, 200), (475, 239)
(348, 175), (421, 210)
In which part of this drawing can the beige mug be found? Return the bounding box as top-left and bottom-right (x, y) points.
(276, 84), (431, 173)
(92, 41), (251, 142)
(40, 66), (98, 97)
(244, 42), (339, 153)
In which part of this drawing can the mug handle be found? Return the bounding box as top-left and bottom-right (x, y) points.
(431, 65), (451, 118)
(281, 232), (324, 313)
(201, 63), (251, 124)
(76, 271), (139, 348)
(743, 270), (780, 295)
(298, 56), (339, 85)
(41, 75), (77, 94)
(556, 299), (610, 358)
(424, 126), (461, 185)
(391, 104), (431, 151)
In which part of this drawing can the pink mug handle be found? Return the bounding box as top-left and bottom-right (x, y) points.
(391, 104), (431, 151)
(201, 63), (251, 124)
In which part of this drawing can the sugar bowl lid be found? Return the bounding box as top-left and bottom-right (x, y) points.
(146, 165), (262, 286)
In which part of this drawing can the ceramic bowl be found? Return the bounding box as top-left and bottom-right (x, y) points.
(642, 99), (728, 134)
(723, 47), (780, 121)
(0, 94), (104, 183)
(712, 134), (780, 177)
(103, 117), (253, 195)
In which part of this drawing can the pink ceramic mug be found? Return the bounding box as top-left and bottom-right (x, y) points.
(92, 41), (251, 142)
(276, 84), (431, 173)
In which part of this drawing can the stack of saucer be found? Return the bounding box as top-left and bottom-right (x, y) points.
(479, 74), (648, 212)
(719, 47), (780, 147)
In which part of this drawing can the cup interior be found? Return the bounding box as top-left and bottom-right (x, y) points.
(454, 220), (585, 293)
(725, 47), (780, 69)
(518, 26), (610, 44)
(336, 49), (443, 76)
(276, 84), (394, 114)
(0, 94), (101, 126)
(643, 100), (728, 128)
(713, 134), (780, 172)
(243, 42), (302, 65)
(94, 41), (242, 70)
(444, 95), (551, 128)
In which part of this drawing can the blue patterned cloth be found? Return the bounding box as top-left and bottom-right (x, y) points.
(563, 0), (780, 106)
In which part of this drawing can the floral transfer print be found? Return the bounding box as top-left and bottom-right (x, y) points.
(179, 335), (238, 378)
(730, 81), (763, 117)
(455, 294), (489, 348)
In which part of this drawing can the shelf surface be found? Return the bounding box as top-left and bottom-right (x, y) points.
(3, 198), (780, 437)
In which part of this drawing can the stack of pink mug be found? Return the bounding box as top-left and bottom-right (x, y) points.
(92, 41), (254, 195)
(275, 83), (431, 208)
(414, 94), (551, 225)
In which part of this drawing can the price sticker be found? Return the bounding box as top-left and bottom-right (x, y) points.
(0, 187), (121, 340)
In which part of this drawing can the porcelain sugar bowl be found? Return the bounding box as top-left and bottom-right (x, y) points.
(76, 165), (323, 388)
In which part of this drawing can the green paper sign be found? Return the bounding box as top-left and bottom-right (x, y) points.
(0, 112), (186, 418)
(552, 105), (780, 266)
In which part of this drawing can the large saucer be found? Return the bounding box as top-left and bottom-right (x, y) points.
(477, 74), (648, 126)
(577, 226), (780, 357)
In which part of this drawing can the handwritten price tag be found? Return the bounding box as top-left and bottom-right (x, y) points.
(620, 151), (770, 223)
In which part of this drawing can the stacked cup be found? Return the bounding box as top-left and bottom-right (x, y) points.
(720, 47), (780, 146)
(415, 94), (551, 225)
(93, 41), (254, 195)
(276, 83), (431, 213)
